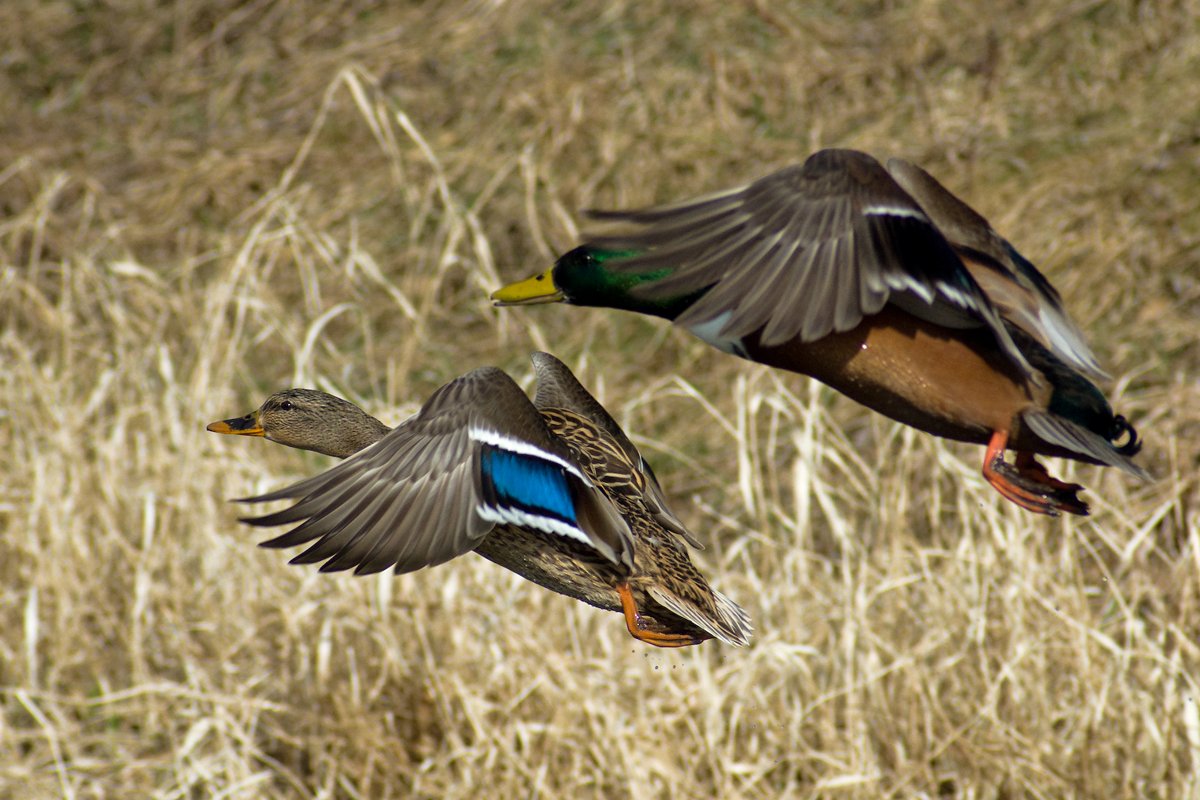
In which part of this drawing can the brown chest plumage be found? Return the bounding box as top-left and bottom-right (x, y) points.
(745, 305), (1046, 447)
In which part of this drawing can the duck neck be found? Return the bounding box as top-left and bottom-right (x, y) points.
(323, 415), (391, 458)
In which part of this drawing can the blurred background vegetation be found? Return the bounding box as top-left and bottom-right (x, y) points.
(2, 1), (1198, 797)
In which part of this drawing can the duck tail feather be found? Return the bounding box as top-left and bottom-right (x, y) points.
(647, 586), (753, 647)
(1022, 410), (1150, 481)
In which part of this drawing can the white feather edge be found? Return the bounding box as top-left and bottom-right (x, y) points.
(862, 204), (929, 221)
(469, 425), (624, 558)
(1036, 306), (1109, 380)
(475, 505), (595, 547)
(468, 425), (590, 483)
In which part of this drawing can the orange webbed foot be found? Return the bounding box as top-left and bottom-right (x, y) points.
(982, 431), (1090, 517)
(616, 582), (708, 648)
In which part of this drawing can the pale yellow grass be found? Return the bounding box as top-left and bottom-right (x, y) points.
(2, 1), (1199, 797)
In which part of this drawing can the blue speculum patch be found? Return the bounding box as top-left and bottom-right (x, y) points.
(481, 447), (577, 523)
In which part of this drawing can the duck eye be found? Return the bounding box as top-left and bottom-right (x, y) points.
(280, 400), (294, 411)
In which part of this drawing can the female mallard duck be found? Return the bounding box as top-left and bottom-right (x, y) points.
(206, 352), (751, 648)
(492, 149), (1145, 517)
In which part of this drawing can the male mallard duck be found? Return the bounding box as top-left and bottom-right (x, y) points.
(207, 352), (751, 648)
(492, 149), (1145, 517)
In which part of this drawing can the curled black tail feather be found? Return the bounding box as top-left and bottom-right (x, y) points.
(1023, 410), (1149, 480)
(1110, 415), (1142, 456)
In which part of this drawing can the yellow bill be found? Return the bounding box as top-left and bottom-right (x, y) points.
(491, 268), (564, 306)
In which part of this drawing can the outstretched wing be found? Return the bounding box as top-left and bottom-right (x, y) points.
(529, 351), (702, 549)
(238, 367), (634, 575)
(885, 157), (1106, 380)
(586, 148), (1034, 378)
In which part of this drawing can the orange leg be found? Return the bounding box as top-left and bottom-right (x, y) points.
(616, 582), (706, 648)
(982, 430), (1089, 517)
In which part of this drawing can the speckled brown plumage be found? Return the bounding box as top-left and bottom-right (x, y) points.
(209, 353), (752, 647)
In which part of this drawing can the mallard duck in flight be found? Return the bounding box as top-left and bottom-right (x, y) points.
(492, 149), (1145, 516)
(207, 352), (751, 648)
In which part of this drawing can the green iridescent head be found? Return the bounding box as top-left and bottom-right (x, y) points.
(491, 246), (700, 320)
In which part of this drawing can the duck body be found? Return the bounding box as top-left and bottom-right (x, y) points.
(493, 150), (1144, 515)
(734, 304), (1132, 464)
(475, 526), (619, 612)
(519, 249), (1109, 459)
(207, 354), (750, 647)
(739, 304), (1039, 447)
(470, 407), (721, 640)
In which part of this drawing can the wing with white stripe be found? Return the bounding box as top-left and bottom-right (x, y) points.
(886, 157), (1106, 380)
(238, 367), (634, 575)
(586, 148), (1034, 378)
(529, 351), (702, 548)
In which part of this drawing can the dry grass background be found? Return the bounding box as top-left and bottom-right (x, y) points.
(2, 1), (1199, 797)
